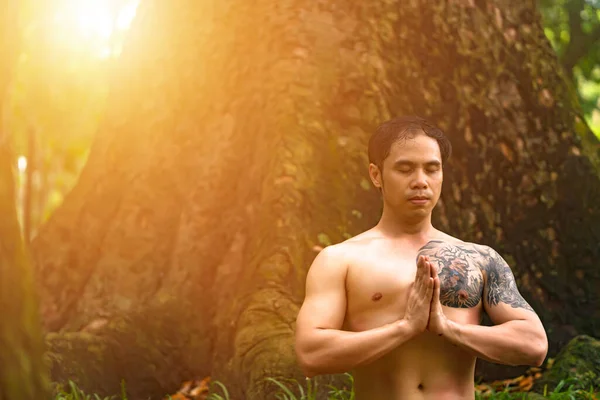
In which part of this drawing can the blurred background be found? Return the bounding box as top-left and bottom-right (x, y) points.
(5, 0), (600, 240)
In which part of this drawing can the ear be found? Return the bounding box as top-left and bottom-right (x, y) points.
(369, 163), (383, 189)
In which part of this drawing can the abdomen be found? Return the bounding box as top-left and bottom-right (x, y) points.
(352, 332), (477, 400)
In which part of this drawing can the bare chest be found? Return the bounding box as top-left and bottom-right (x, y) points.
(343, 259), (416, 331)
(343, 244), (485, 331)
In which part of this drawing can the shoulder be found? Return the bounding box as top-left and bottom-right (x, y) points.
(311, 229), (381, 268)
(418, 236), (508, 269)
(469, 243), (507, 265)
(305, 234), (379, 288)
(310, 243), (347, 269)
(424, 230), (504, 262)
(419, 230), (472, 251)
(417, 232), (474, 256)
(462, 243), (518, 281)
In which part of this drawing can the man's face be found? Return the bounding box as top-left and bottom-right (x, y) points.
(370, 132), (443, 218)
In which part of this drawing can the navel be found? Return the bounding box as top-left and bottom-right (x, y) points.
(418, 383), (424, 391)
(371, 292), (383, 301)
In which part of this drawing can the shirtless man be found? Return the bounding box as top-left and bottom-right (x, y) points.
(294, 116), (548, 399)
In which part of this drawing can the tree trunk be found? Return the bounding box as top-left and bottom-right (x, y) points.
(31, 0), (600, 398)
(0, 1), (50, 399)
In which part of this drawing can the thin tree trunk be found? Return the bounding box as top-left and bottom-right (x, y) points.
(0, 1), (49, 398)
(0, 140), (49, 400)
(560, 0), (600, 75)
(32, 0), (600, 398)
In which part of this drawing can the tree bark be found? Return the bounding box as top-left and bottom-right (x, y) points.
(0, 1), (50, 399)
(31, 0), (600, 398)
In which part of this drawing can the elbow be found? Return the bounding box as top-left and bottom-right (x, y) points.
(295, 341), (320, 378)
(528, 334), (549, 367)
(296, 352), (321, 378)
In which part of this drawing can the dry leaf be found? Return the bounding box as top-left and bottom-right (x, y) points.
(165, 394), (188, 400)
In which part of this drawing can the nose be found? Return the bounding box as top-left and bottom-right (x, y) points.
(411, 170), (428, 190)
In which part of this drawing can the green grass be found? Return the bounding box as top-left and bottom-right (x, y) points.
(473, 378), (598, 399)
(264, 373), (354, 400)
(53, 379), (128, 400)
(53, 375), (597, 400)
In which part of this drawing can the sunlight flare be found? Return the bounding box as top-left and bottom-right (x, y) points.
(50, 0), (139, 58)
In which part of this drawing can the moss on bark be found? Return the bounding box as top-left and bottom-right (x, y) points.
(47, 299), (208, 399)
(533, 335), (600, 394)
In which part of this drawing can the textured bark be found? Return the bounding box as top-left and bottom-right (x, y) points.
(0, 1), (50, 399)
(32, 0), (600, 398)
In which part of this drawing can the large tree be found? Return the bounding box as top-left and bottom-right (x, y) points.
(0, 0), (50, 399)
(31, 0), (600, 398)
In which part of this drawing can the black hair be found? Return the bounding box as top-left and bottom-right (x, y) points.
(368, 116), (452, 170)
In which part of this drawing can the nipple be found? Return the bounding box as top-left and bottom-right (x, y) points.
(371, 292), (383, 301)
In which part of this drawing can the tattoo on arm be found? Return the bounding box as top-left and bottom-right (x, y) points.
(483, 248), (534, 312)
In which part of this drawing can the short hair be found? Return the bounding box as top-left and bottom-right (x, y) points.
(368, 116), (452, 169)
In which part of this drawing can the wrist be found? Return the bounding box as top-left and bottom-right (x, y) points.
(442, 319), (462, 342)
(397, 318), (420, 339)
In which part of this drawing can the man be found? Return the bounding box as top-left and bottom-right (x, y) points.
(294, 116), (548, 400)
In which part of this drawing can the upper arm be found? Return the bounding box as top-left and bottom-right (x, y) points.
(295, 245), (348, 344)
(481, 246), (539, 325)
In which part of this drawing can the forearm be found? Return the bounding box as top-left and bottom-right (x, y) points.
(444, 319), (547, 366)
(296, 320), (416, 377)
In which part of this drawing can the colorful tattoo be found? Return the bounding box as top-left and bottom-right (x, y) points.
(418, 240), (483, 308)
(417, 240), (534, 312)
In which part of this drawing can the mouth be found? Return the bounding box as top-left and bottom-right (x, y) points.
(408, 196), (430, 205)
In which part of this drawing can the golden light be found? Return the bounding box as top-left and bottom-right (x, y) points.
(17, 156), (28, 172)
(49, 0), (139, 58)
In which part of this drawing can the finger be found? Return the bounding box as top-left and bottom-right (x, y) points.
(426, 276), (434, 298)
(425, 261), (434, 284)
(421, 258), (431, 278)
(414, 257), (422, 288)
(416, 257), (427, 286)
(431, 277), (440, 306)
(418, 262), (430, 292)
(417, 255), (425, 271)
(430, 261), (438, 279)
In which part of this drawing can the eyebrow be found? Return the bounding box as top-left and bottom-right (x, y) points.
(392, 160), (442, 168)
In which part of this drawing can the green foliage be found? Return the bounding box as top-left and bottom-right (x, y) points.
(52, 375), (598, 400)
(539, 0), (600, 74)
(53, 380), (128, 400)
(265, 374), (354, 400)
(206, 380), (231, 400)
(474, 377), (598, 399)
(538, 0), (600, 137)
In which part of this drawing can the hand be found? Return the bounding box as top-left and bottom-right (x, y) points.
(427, 265), (449, 336)
(404, 255), (434, 334)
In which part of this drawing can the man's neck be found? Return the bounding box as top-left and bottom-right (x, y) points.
(375, 207), (436, 239)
